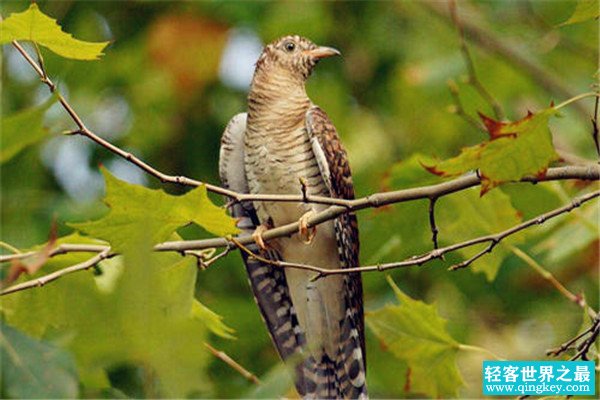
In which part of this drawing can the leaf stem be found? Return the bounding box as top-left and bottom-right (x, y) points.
(509, 246), (595, 318)
(554, 92), (599, 111)
(458, 344), (504, 360)
(0, 241), (22, 255)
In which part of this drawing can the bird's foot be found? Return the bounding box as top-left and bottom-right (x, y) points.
(298, 210), (317, 244)
(252, 225), (269, 251)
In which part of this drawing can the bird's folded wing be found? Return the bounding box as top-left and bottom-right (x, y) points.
(306, 106), (367, 395)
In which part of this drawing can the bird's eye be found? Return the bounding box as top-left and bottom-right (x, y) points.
(284, 42), (296, 52)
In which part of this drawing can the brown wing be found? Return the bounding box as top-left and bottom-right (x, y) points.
(306, 106), (367, 398)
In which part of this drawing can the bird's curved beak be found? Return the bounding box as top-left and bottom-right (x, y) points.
(306, 46), (341, 60)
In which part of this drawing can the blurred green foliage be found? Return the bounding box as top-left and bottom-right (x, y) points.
(1, 1), (598, 398)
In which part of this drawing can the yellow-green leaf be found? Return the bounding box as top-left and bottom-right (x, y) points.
(1, 95), (57, 163)
(2, 232), (217, 397)
(192, 300), (236, 340)
(69, 168), (237, 252)
(438, 187), (523, 281)
(425, 108), (560, 195)
(366, 276), (463, 398)
(560, 0), (599, 26)
(0, 4), (109, 60)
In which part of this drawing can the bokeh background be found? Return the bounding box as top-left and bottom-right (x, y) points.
(1, 1), (598, 398)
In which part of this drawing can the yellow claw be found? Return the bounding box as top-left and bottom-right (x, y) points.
(252, 225), (269, 250)
(298, 211), (317, 244)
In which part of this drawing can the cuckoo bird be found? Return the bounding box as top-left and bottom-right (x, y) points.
(219, 35), (367, 399)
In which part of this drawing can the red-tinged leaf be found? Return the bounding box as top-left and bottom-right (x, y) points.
(422, 143), (484, 178)
(2, 223), (58, 287)
(404, 368), (412, 394)
(426, 108), (560, 195)
(478, 111), (508, 139)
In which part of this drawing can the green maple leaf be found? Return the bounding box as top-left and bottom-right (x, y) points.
(425, 108), (560, 195)
(437, 187), (523, 281)
(1, 231), (233, 397)
(70, 167), (237, 252)
(0, 4), (109, 60)
(366, 276), (464, 398)
(1, 95), (57, 163)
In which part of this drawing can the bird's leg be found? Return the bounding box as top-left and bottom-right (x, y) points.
(298, 210), (317, 244)
(252, 224), (269, 251)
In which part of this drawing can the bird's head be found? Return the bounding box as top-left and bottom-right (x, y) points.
(254, 35), (341, 82)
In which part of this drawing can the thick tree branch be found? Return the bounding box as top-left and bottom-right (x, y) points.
(155, 166), (600, 253)
(6, 39), (599, 298)
(4, 188), (597, 295)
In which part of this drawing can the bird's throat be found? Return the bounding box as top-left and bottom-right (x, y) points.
(247, 69), (311, 126)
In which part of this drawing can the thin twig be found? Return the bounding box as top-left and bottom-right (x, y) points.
(0, 243), (109, 263)
(10, 40), (351, 209)
(510, 246), (586, 309)
(570, 319), (600, 361)
(0, 249), (112, 296)
(448, 240), (496, 271)
(428, 197), (441, 251)
(548, 315), (600, 361)
(229, 237), (316, 273)
(448, 0), (505, 120)
(447, 190), (599, 272)
(592, 92), (600, 159)
(547, 325), (596, 357)
(195, 246), (232, 270)
(12, 39), (597, 215)
(203, 342), (261, 385)
(33, 42), (48, 79)
(0, 241), (22, 255)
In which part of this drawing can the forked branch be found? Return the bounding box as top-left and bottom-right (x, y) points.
(3, 189), (597, 295)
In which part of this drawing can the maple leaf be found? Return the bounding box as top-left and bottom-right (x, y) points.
(0, 4), (109, 60)
(366, 276), (464, 398)
(70, 168), (238, 252)
(425, 108), (560, 195)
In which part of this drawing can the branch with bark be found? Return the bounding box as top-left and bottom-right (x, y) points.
(1, 38), (597, 302)
(2, 187), (598, 295)
(547, 314), (600, 361)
